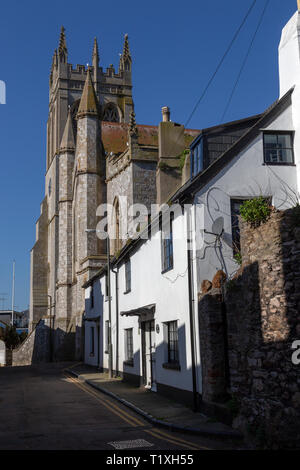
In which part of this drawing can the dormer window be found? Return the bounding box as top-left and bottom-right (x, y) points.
(263, 132), (294, 164)
(190, 137), (204, 178)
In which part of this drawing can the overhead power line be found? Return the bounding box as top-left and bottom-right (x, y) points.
(185, 0), (257, 128)
(221, 0), (270, 122)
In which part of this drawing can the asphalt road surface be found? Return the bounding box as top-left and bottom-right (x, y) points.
(0, 364), (238, 450)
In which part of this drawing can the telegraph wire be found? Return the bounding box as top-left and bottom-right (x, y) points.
(184, 0), (257, 129)
(221, 0), (271, 122)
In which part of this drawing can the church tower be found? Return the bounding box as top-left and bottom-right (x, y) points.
(30, 27), (134, 359)
(47, 27), (134, 171)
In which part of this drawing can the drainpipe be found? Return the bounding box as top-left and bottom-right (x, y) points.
(186, 205), (198, 412)
(112, 265), (119, 377)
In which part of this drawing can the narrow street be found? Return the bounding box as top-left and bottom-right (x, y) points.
(0, 365), (236, 451)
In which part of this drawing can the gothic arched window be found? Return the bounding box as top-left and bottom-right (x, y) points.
(71, 99), (80, 138)
(114, 198), (121, 254)
(103, 103), (120, 123)
(124, 60), (130, 72)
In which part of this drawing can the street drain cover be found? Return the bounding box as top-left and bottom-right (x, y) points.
(108, 439), (154, 449)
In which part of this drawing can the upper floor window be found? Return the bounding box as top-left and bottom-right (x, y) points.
(263, 132), (294, 165)
(161, 213), (174, 273)
(190, 137), (203, 178)
(125, 259), (131, 293)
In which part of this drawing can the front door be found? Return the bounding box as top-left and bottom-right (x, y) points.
(141, 320), (156, 391)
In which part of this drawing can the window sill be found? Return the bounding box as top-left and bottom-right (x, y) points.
(161, 266), (174, 275)
(124, 289), (131, 295)
(123, 360), (134, 367)
(162, 362), (181, 371)
(262, 162), (296, 166)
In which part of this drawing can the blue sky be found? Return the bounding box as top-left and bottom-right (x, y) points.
(0, 0), (297, 311)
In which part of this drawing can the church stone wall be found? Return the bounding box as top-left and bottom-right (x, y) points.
(30, 199), (49, 328)
(132, 160), (157, 211)
(107, 163), (133, 243)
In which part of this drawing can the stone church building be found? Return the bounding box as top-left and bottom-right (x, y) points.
(29, 27), (198, 360)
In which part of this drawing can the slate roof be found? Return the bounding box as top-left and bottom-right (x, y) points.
(172, 87), (294, 203)
(83, 88), (294, 287)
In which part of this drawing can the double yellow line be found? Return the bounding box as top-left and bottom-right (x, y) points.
(64, 372), (210, 450)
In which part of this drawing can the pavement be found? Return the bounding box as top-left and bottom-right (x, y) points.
(0, 363), (243, 450)
(67, 363), (242, 439)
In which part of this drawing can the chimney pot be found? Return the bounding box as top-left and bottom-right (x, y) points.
(162, 106), (170, 122)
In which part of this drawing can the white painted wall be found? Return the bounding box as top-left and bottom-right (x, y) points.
(279, 10), (300, 195)
(84, 284), (104, 367)
(84, 211), (202, 396)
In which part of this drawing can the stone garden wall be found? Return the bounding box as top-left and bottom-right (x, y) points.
(198, 208), (300, 448)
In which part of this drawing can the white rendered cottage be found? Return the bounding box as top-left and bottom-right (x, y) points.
(83, 7), (300, 406)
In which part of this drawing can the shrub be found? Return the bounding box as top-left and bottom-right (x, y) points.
(178, 149), (190, 173)
(234, 252), (242, 265)
(19, 331), (28, 343)
(3, 325), (20, 349)
(158, 161), (168, 171)
(240, 197), (271, 227)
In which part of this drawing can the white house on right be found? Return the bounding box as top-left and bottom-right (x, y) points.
(172, 8), (300, 289)
(83, 6), (300, 411)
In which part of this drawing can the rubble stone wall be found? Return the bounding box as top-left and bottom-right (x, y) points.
(225, 210), (300, 448)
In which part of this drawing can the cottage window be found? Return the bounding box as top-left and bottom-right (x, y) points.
(125, 328), (133, 364)
(167, 321), (179, 364)
(263, 132), (294, 164)
(161, 214), (174, 273)
(125, 258), (131, 293)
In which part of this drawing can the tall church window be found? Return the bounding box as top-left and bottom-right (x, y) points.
(103, 103), (120, 123)
(114, 198), (121, 254)
(124, 60), (130, 72)
(71, 99), (80, 139)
